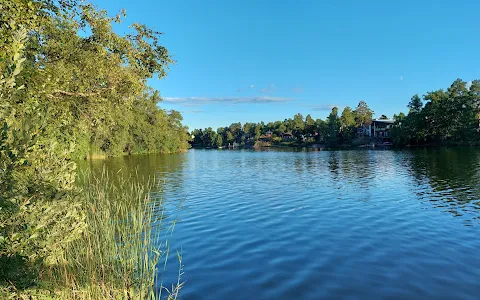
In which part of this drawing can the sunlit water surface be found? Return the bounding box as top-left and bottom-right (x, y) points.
(86, 148), (480, 299)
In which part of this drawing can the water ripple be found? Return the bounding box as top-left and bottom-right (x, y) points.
(89, 148), (480, 299)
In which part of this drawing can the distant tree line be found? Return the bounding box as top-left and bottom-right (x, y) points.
(190, 100), (375, 148)
(191, 79), (480, 148)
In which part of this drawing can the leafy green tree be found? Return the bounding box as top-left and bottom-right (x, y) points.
(354, 101), (374, 126)
(392, 78), (480, 146)
(215, 134), (223, 148)
(226, 131), (234, 144)
(470, 80), (480, 127)
(340, 107), (356, 143)
(341, 107), (356, 127)
(305, 114), (315, 134)
(408, 94), (423, 113)
(254, 124), (262, 139)
(276, 124), (287, 135)
(327, 107), (341, 144)
(393, 112), (406, 121)
(292, 113), (305, 136)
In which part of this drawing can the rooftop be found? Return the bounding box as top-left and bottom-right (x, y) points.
(372, 119), (395, 124)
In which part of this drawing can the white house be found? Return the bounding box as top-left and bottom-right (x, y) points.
(357, 119), (395, 138)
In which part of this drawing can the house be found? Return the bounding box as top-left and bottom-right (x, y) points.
(258, 135), (271, 142)
(280, 132), (294, 140)
(371, 119), (395, 139)
(356, 123), (371, 137)
(357, 119), (395, 139)
(265, 131), (273, 137)
(302, 133), (318, 142)
(244, 133), (255, 141)
(228, 142), (240, 149)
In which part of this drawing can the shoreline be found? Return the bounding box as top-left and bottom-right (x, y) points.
(190, 142), (480, 151)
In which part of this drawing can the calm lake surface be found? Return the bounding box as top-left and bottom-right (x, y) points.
(86, 148), (480, 299)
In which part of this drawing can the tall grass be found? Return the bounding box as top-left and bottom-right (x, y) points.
(48, 171), (182, 299)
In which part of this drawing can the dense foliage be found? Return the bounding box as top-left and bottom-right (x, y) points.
(1, 0), (186, 297)
(191, 100), (375, 148)
(391, 79), (480, 146)
(1, 0), (190, 159)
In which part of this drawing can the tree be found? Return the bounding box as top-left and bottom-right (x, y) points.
(254, 124), (262, 139)
(340, 107), (356, 143)
(470, 80), (480, 128)
(277, 124), (287, 135)
(226, 131), (234, 144)
(215, 134), (223, 148)
(391, 78), (480, 146)
(293, 113), (305, 130)
(354, 101), (374, 126)
(327, 107), (341, 144)
(304, 114), (315, 135)
(1, 0), (191, 295)
(393, 112), (406, 121)
(341, 107), (356, 127)
(379, 114), (389, 120)
(408, 94), (423, 113)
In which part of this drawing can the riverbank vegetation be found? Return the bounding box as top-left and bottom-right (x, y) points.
(1, 0), (190, 159)
(391, 79), (480, 146)
(1, 0), (185, 298)
(191, 79), (480, 148)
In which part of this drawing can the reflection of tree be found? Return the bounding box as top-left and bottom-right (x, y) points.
(78, 153), (188, 226)
(339, 150), (374, 183)
(328, 151), (340, 179)
(81, 153), (188, 187)
(294, 155), (306, 176)
(406, 148), (480, 220)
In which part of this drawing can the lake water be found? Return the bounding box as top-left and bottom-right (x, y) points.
(87, 148), (480, 299)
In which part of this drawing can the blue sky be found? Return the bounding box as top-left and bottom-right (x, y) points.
(95, 0), (479, 130)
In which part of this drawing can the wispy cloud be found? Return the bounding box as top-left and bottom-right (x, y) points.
(259, 84), (277, 94)
(163, 96), (293, 106)
(400, 76), (404, 81)
(300, 104), (343, 111)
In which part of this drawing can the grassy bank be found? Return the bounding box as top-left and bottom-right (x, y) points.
(1, 172), (182, 299)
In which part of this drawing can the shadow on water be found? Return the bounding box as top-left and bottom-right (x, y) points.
(78, 152), (190, 216)
(404, 147), (480, 221)
(79, 153), (188, 184)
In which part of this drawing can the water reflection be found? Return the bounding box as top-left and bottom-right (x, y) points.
(82, 148), (480, 299)
(405, 148), (480, 221)
(81, 148), (480, 224)
(78, 153), (188, 203)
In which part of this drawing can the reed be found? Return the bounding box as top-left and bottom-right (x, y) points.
(49, 171), (182, 299)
